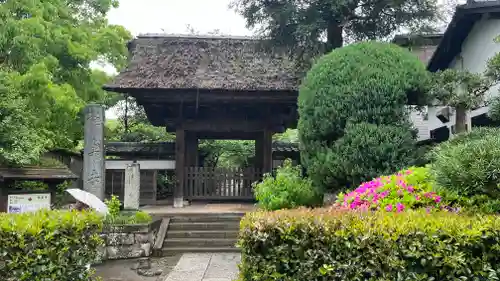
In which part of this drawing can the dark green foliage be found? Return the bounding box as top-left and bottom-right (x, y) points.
(253, 159), (322, 210)
(238, 209), (500, 281)
(431, 128), (500, 213)
(431, 127), (500, 197)
(311, 123), (419, 188)
(231, 0), (439, 61)
(298, 41), (429, 190)
(0, 210), (103, 281)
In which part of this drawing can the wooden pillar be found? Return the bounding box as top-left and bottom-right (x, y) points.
(263, 129), (273, 174)
(185, 132), (199, 167)
(174, 128), (185, 208)
(255, 136), (263, 169)
(255, 130), (273, 174)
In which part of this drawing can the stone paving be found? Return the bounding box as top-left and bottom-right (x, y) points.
(163, 253), (240, 281)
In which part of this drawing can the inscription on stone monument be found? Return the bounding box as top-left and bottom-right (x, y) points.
(83, 104), (105, 200)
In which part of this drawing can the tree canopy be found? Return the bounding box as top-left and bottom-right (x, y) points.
(231, 0), (441, 60)
(0, 0), (131, 165)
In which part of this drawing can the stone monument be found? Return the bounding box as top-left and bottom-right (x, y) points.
(124, 163), (140, 209)
(83, 104), (105, 200)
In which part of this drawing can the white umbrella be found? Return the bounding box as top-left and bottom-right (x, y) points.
(66, 188), (109, 214)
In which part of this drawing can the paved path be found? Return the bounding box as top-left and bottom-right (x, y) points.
(163, 253), (240, 281)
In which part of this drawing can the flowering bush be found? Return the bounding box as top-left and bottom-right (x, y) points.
(336, 166), (444, 212)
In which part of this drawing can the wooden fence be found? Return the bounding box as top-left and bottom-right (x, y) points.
(184, 167), (261, 200)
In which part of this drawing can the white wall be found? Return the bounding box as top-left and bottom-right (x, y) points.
(416, 16), (500, 138)
(409, 108), (430, 141)
(106, 160), (176, 170)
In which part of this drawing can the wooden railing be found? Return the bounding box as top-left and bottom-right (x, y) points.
(184, 167), (262, 200)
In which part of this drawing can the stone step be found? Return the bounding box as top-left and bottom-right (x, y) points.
(168, 222), (240, 231)
(166, 230), (240, 239)
(161, 246), (240, 256)
(169, 214), (244, 223)
(164, 238), (237, 248)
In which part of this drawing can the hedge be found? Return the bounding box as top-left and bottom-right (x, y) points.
(238, 209), (500, 281)
(0, 209), (103, 281)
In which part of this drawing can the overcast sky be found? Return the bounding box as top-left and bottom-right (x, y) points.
(107, 0), (251, 37)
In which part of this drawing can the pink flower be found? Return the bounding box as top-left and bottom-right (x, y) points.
(406, 186), (414, 193)
(396, 203), (405, 212)
(415, 195), (420, 201)
(424, 192), (434, 199)
(434, 196), (441, 203)
(385, 204), (393, 212)
(405, 169), (412, 175)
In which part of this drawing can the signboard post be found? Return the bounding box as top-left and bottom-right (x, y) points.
(7, 193), (51, 214)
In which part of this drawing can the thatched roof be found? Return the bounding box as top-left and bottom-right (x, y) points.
(105, 141), (299, 157)
(106, 142), (176, 157)
(0, 167), (77, 182)
(105, 34), (303, 92)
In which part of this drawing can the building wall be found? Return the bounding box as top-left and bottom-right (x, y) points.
(421, 17), (500, 136)
(408, 107), (430, 141)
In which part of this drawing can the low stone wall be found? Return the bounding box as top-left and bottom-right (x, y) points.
(97, 219), (161, 261)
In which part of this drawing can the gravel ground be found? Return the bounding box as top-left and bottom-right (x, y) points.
(94, 255), (182, 281)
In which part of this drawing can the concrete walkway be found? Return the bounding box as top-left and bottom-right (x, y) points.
(164, 253), (240, 281)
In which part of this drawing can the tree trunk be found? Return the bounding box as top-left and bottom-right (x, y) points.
(326, 22), (343, 53)
(455, 107), (468, 134)
(123, 96), (129, 133)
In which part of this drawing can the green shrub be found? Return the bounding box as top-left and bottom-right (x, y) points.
(238, 209), (500, 281)
(103, 210), (152, 225)
(298, 41), (429, 191)
(431, 128), (500, 199)
(105, 194), (121, 217)
(336, 166), (444, 212)
(103, 195), (152, 225)
(253, 159), (322, 210)
(321, 123), (420, 187)
(0, 209), (103, 281)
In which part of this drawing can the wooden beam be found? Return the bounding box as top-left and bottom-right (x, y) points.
(130, 89), (298, 104)
(197, 132), (261, 140)
(166, 119), (281, 133)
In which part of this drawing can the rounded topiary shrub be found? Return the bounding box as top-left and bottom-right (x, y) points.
(298, 41), (430, 191)
(431, 128), (500, 213)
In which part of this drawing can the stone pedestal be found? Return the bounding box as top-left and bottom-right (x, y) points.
(83, 104), (105, 200)
(124, 163), (140, 210)
(174, 128), (185, 208)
